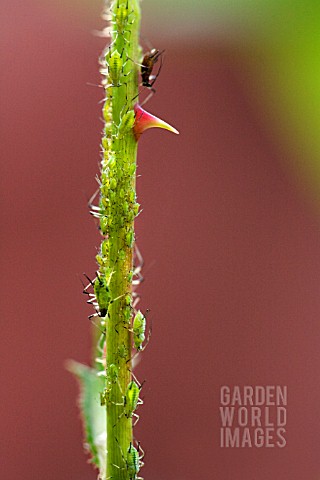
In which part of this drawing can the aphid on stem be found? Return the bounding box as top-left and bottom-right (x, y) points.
(100, 49), (131, 93)
(130, 48), (165, 106)
(101, 0), (135, 49)
(141, 48), (165, 91)
(82, 270), (125, 321)
(112, 379), (145, 427)
(132, 309), (151, 352)
(111, 0), (134, 36)
(112, 439), (144, 480)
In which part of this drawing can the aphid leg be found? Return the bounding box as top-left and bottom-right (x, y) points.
(148, 52), (164, 89)
(95, 333), (107, 368)
(114, 437), (127, 468)
(139, 55), (163, 106)
(133, 243), (144, 272)
(87, 187), (100, 209)
(132, 412), (140, 427)
(127, 55), (145, 69)
(139, 89), (155, 107)
(137, 321), (152, 354)
(136, 441), (145, 463)
(132, 294), (141, 309)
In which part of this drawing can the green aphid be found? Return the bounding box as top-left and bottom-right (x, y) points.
(110, 0), (135, 49)
(107, 156), (116, 170)
(126, 443), (143, 480)
(116, 167), (123, 180)
(118, 110), (135, 138)
(123, 305), (132, 323)
(134, 333), (144, 350)
(94, 272), (113, 317)
(108, 49), (124, 87)
(127, 163), (136, 175)
(122, 201), (129, 214)
(95, 254), (105, 267)
(112, 381), (142, 429)
(101, 197), (109, 209)
(101, 136), (109, 150)
(101, 239), (109, 257)
(109, 190), (116, 202)
(100, 184), (109, 197)
(133, 202), (140, 216)
(132, 311), (146, 350)
(118, 216), (125, 228)
(107, 363), (119, 384)
(100, 216), (108, 235)
(124, 381), (141, 418)
(133, 311), (145, 332)
(128, 190), (135, 203)
(125, 294), (132, 306)
(101, 172), (108, 184)
(118, 249), (126, 261)
(126, 230), (134, 248)
(101, 363), (120, 405)
(127, 210), (134, 222)
(110, 178), (117, 190)
(113, 0), (130, 33)
(118, 343), (129, 360)
(115, 439), (144, 480)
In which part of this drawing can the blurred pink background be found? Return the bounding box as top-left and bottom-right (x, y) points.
(2, 1), (320, 479)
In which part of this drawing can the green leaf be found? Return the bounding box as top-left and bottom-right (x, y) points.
(66, 360), (106, 475)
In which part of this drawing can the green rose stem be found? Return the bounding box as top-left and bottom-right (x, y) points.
(68, 1), (178, 479)
(99, 1), (178, 477)
(99, 1), (141, 478)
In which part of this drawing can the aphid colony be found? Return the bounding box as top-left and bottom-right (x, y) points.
(82, 1), (166, 478)
(99, 0), (164, 119)
(83, 245), (150, 352)
(83, 248), (148, 480)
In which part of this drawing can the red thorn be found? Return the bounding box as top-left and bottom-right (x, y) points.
(133, 104), (179, 140)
